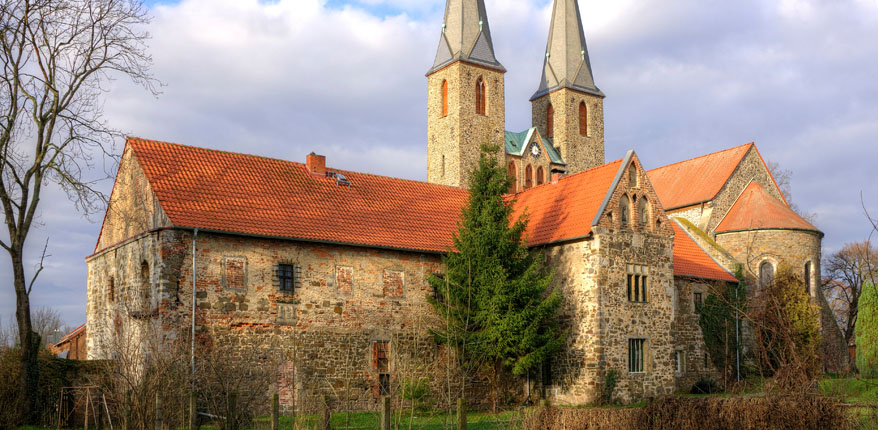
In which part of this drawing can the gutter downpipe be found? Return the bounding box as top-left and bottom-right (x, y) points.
(191, 228), (199, 378)
(735, 282), (741, 382)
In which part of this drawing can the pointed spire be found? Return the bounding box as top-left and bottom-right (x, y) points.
(531, 0), (603, 100)
(428, 0), (505, 75)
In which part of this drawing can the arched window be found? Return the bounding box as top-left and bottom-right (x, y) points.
(507, 161), (517, 192)
(628, 163), (638, 188)
(140, 261), (151, 313)
(476, 78), (486, 115)
(536, 166), (545, 185)
(525, 164), (533, 189)
(620, 195), (631, 228)
(547, 104), (554, 138)
(579, 101), (588, 136)
(638, 197), (650, 228)
(804, 261), (812, 294)
(760, 262), (774, 286)
(441, 80), (448, 116)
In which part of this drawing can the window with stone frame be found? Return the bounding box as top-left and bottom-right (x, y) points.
(372, 341), (390, 396)
(619, 195), (631, 228)
(525, 164), (533, 189)
(536, 166), (545, 186)
(694, 292), (703, 311)
(627, 264), (649, 302)
(336, 265), (353, 296)
(277, 263), (299, 294)
(579, 101), (588, 136)
(383, 269), (404, 298)
(760, 261), (774, 286)
(475, 77), (486, 115)
(628, 163), (638, 188)
(441, 80), (448, 117)
(638, 197), (650, 228)
(628, 338), (645, 373)
(223, 256), (247, 290)
(675, 350), (685, 374)
(507, 161), (517, 192)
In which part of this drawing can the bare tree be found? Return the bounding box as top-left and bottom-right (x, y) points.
(0, 0), (157, 422)
(822, 241), (877, 346)
(766, 160), (817, 224)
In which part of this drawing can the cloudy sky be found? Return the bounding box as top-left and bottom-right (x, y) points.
(2, 0), (877, 329)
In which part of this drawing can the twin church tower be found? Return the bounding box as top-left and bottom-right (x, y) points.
(426, 0), (605, 190)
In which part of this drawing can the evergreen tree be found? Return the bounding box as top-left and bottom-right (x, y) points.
(428, 145), (563, 405)
(856, 282), (878, 377)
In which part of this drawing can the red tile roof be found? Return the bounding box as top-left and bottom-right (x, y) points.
(511, 160), (623, 246)
(715, 181), (818, 233)
(671, 221), (737, 282)
(126, 138), (469, 253)
(647, 143), (753, 210)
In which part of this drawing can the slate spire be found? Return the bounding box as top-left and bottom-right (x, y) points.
(428, 0), (505, 75)
(531, 0), (604, 100)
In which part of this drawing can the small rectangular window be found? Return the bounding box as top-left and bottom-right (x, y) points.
(373, 341), (390, 396)
(675, 351), (684, 374)
(627, 265), (649, 302)
(629, 338), (645, 373)
(694, 292), (703, 311)
(379, 373), (390, 396)
(278, 264), (296, 293)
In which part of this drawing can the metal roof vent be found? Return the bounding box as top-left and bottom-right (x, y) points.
(327, 171), (351, 187)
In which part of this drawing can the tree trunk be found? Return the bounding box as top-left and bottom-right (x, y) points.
(13, 249), (41, 424)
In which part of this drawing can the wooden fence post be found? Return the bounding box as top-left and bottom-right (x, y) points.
(228, 392), (238, 430)
(155, 392), (163, 430)
(381, 396), (391, 430)
(321, 396), (331, 430)
(271, 394), (279, 430)
(457, 398), (466, 430)
(189, 391), (198, 430)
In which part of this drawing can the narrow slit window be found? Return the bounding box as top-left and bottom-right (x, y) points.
(441, 80), (448, 116)
(476, 78), (486, 115)
(579, 101), (588, 136)
(547, 104), (554, 138)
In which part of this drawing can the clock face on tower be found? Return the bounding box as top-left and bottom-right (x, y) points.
(531, 143), (541, 157)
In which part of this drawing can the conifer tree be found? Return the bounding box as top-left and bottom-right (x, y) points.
(428, 145), (562, 407)
(856, 282), (878, 377)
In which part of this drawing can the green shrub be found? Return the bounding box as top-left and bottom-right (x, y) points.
(691, 377), (720, 395)
(600, 369), (619, 405)
(856, 283), (878, 377)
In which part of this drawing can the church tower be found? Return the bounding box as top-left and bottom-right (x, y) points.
(427, 0), (506, 188)
(531, 0), (605, 174)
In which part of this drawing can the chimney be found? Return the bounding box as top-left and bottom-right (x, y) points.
(306, 152), (326, 175)
(551, 172), (565, 183)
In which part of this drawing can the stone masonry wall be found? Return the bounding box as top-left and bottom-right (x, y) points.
(705, 147), (785, 234)
(672, 278), (724, 392)
(531, 88), (604, 174)
(427, 61), (506, 188)
(715, 229), (849, 373)
(96, 147), (170, 251)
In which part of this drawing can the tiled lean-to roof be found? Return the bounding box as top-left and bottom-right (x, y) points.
(715, 182), (819, 234)
(511, 159), (623, 246)
(671, 220), (737, 282)
(127, 138), (469, 253)
(647, 143), (753, 210)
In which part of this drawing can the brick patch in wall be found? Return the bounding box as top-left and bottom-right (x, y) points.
(223, 256), (247, 290)
(383, 270), (404, 298)
(336, 265), (353, 296)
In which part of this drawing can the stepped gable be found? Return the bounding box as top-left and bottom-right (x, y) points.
(511, 159), (623, 246)
(715, 181), (819, 233)
(125, 137), (469, 253)
(671, 220), (737, 282)
(647, 143), (753, 210)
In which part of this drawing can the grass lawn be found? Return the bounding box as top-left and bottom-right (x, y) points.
(249, 410), (520, 430)
(820, 377), (878, 404)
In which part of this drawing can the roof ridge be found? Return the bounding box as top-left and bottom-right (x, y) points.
(127, 136), (467, 193)
(647, 142), (753, 173)
(513, 157), (623, 197)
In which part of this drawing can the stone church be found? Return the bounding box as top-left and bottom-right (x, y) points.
(86, 0), (847, 408)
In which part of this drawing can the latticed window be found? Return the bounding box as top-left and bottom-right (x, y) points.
(547, 104), (554, 138)
(278, 264), (297, 293)
(627, 264), (649, 302)
(579, 101), (588, 136)
(476, 78), (486, 115)
(629, 339), (645, 373)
